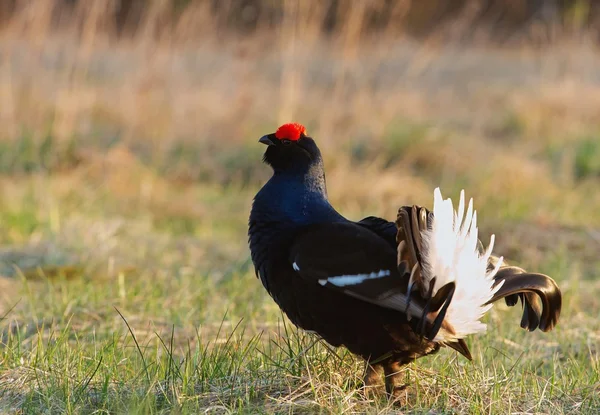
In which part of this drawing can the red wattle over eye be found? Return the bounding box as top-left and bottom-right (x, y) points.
(275, 123), (306, 141)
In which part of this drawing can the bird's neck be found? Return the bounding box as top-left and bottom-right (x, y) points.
(252, 161), (344, 225)
(290, 161), (328, 197)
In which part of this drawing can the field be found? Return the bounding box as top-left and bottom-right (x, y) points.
(1, 2), (600, 414)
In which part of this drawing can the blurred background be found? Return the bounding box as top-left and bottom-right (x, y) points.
(0, 1), (599, 412)
(1, 0), (599, 278)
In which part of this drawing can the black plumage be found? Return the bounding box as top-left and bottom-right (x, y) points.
(248, 123), (562, 396)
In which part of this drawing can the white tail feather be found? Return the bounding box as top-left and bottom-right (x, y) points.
(421, 188), (504, 342)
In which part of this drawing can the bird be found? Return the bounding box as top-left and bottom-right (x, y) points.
(248, 122), (562, 397)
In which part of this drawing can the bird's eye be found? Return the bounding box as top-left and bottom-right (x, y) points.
(281, 139), (292, 146)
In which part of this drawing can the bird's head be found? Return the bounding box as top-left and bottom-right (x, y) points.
(259, 123), (322, 173)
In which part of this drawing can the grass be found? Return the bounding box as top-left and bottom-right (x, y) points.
(1, 1), (600, 413)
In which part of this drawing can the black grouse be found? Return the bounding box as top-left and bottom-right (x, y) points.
(248, 122), (562, 396)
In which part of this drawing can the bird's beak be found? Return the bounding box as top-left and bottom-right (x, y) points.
(259, 135), (275, 146)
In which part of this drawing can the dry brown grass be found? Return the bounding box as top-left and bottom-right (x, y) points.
(1, 1), (599, 149)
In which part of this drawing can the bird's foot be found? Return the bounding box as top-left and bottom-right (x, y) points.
(388, 383), (408, 400)
(362, 363), (384, 398)
(387, 384), (411, 407)
(383, 361), (407, 400)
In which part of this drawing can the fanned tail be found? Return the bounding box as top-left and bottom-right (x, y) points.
(395, 188), (562, 361)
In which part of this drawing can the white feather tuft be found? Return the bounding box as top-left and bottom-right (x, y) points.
(323, 269), (391, 287)
(420, 188), (504, 342)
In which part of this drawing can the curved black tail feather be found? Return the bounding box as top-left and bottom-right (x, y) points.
(486, 256), (561, 332)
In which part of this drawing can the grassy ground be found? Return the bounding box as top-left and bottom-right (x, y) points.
(1, 5), (600, 414)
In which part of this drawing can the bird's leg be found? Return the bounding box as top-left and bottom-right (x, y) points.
(383, 361), (407, 397)
(363, 362), (384, 392)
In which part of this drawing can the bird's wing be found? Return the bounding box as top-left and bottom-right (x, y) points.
(290, 222), (455, 341)
(359, 208), (439, 299)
